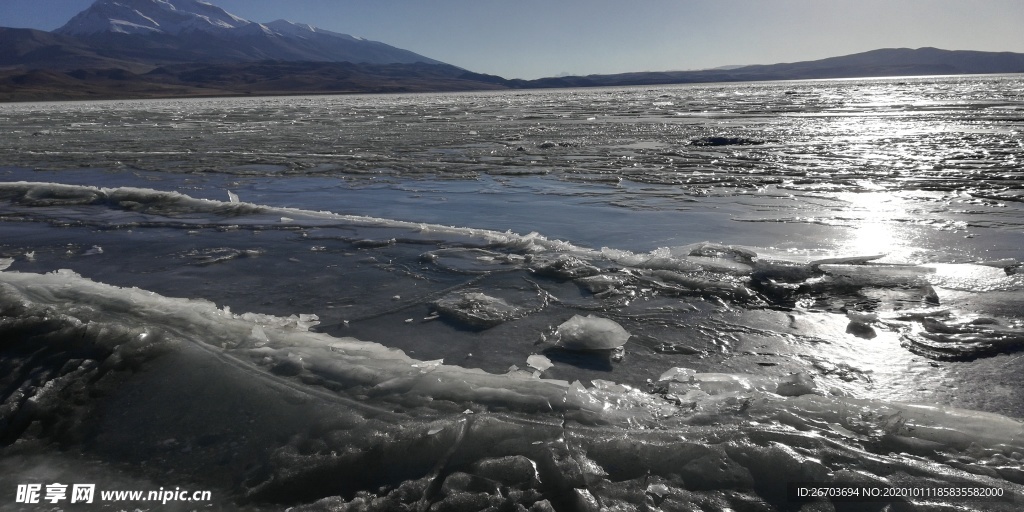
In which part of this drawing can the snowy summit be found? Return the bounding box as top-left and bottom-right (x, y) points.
(55, 0), (253, 36)
(48, 0), (443, 65)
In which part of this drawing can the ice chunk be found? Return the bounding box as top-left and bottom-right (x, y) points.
(227, 190), (240, 203)
(671, 242), (757, 262)
(683, 373), (772, 395)
(529, 254), (599, 280)
(420, 248), (522, 274)
(250, 325), (269, 344)
(809, 254), (886, 266)
(651, 270), (757, 300)
(774, 372), (817, 397)
(590, 379), (631, 393)
(818, 263), (934, 287)
(658, 367), (697, 383)
(432, 291), (522, 328)
(663, 371), (819, 397)
(554, 315), (630, 350)
(411, 359), (444, 370)
(0, 258), (12, 271)
(526, 354), (553, 373)
(683, 256), (753, 275)
(575, 273), (628, 293)
(470, 456), (541, 488)
(83, 245), (104, 256)
(901, 316), (1024, 360)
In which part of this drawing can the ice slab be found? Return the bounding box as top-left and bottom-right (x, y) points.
(659, 367), (821, 397)
(554, 314), (631, 351)
(526, 354), (553, 373)
(432, 291), (523, 328)
(819, 263), (934, 287)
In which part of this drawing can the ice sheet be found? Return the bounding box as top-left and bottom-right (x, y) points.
(2, 269), (1023, 509)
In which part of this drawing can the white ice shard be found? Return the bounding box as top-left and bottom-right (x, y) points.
(554, 314), (630, 351)
(0, 258), (13, 271)
(526, 354), (553, 373)
(809, 254), (886, 266)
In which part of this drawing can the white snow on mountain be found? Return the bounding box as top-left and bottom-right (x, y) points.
(54, 0), (371, 41)
(264, 19), (362, 42)
(58, 0), (374, 44)
(56, 0), (253, 35)
(52, 0), (442, 66)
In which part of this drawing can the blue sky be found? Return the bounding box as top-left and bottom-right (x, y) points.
(3, 0), (1023, 79)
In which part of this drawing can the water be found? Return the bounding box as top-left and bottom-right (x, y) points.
(2, 75), (1024, 510)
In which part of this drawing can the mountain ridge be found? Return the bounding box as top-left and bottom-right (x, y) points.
(4, 47), (1023, 102)
(39, 0), (444, 67)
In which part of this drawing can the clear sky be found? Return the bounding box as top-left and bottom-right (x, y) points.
(2, 0), (1023, 79)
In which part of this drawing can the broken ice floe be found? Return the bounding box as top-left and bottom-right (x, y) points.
(657, 367), (821, 398)
(431, 291), (523, 328)
(529, 254), (600, 279)
(420, 248), (526, 274)
(574, 273), (629, 294)
(553, 314), (630, 351)
(183, 247), (263, 266)
(818, 263), (934, 287)
(808, 254), (886, 266)
(900, 314), (1024, 360)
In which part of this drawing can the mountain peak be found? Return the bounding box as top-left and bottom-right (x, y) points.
(55, 0), (252, 36)
(43, 0), (445, 67)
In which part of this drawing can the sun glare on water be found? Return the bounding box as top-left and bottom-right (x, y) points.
(833, 189), (922, 262)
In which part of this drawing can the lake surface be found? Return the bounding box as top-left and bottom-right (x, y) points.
(2, 76), (1024, 510)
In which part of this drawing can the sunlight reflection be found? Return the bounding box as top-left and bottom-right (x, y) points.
(834, 189), (920, 263)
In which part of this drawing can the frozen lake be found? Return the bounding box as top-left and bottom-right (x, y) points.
(2, 76), (1024, 510)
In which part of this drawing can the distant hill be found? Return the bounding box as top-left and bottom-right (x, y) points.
(2, 0), (1024, 102)
(0, 61), (513, 101)
(516, 48), (1024, 88)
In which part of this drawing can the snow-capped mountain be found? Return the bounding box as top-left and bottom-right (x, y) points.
(56, 0), (253, 36)
(50, 0), (443, 66)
